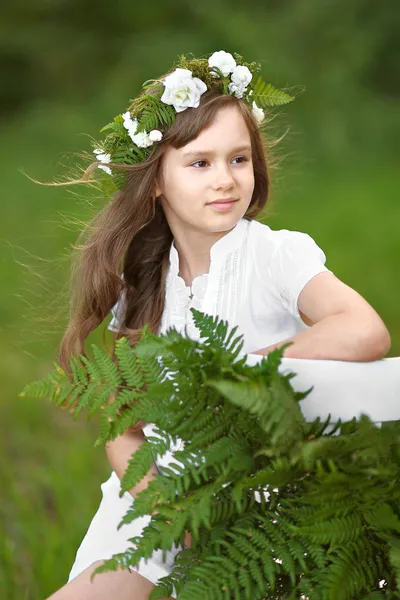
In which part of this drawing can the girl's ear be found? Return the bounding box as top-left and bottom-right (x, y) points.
(154, 181), (162, 199)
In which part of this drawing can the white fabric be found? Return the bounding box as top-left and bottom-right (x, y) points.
(68, 471), (181, 589)
(68, 217), (399, 595)
(109, 218), (333, 352)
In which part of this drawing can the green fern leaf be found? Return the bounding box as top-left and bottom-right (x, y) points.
(251, 76), (295, 107)
(114, 337), (144, 388)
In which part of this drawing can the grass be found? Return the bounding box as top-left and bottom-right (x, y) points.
(1, 100), (398, 599)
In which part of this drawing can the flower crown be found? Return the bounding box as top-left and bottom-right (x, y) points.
(92, 50), (295, 190)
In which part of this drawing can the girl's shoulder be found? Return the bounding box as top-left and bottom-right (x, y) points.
(247, 219), (331, 319)
(247, 218), (325, 256)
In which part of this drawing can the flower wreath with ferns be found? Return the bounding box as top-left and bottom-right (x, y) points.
(92, 50), (295, 191)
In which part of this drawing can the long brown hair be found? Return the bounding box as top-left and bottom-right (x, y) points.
(58, 88), (275, 373)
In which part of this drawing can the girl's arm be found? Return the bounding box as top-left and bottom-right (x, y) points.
(105, 390), (160, 503)
(254, 272), (391, 361)
(105, 427), (160, 500)
(105, 428), (193, 547)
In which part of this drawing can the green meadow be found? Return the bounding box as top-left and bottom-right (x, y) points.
(1, 3), (399, 596)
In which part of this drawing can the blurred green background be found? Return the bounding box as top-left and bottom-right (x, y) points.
(1, 1), (399, 598)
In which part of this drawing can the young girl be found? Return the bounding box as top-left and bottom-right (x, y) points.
(48, 50), (391, 600)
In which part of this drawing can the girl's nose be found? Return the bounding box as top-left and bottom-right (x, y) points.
(211, 163), (235, 191)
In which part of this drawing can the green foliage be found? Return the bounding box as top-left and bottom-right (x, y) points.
(249, 76), (295, 108)
(21, 309), (400, 598)
(134, 95), (176, 133)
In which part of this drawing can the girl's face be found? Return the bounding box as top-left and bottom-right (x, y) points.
(155, 105), (255, 236)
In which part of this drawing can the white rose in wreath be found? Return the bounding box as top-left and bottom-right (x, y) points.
(208, 50), (237, 77)
(161, 68), (207, 113)
(149, 129), (163, 142)
(231, 65), (253, 87)
(228, 65), (253, 98)
(228, 82), (246, 98)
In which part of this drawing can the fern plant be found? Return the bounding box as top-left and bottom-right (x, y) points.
(21, 309), (400, 599)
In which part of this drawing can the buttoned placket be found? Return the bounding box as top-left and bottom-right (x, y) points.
(173, 273), (210, 340)
(164, 219), (249, 340)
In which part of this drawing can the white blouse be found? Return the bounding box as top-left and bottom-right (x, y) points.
(108, 217), (332, 354)
(108, 216), (333, 470)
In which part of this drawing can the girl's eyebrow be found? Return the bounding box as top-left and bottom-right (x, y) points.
(182, 144), (252, 158)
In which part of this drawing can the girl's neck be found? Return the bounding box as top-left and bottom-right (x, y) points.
(172, 226), (234, 287)
(174, 241), (211, 287)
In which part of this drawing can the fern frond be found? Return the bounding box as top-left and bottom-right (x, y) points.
(114, 337), (144, 388)
(208, 372), (305, 454)
(136, 96), (175, 131)
(290, 513), (365, 546)
(90, 344), (122, 387)
(21, 309), (400, 597)
(251, 76), (295, 107)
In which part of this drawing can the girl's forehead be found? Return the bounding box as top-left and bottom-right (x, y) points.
(199, 105), (247, 135)
(180, 109), (250, 154)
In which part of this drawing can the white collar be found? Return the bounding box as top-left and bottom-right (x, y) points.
(169, 218), (250, 277)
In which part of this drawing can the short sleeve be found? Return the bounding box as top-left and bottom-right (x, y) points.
(272, 230), (333, 321)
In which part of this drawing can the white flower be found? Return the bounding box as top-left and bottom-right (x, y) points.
(208, 50), (236, 77)
(252, 101), (265, 125)
(122, 111), (137, 130)
(161, 68), (207, 113)
(228, 65), (253, 99)
(228, 82), (245, 98)
(98, 164), (112, 175)
(93, 148), (112, 175)
(131, 131), (153, 148)
(149, 129), (163, 142)
(231, 65), (253, 87)
(122, 112), (163, 147)
(122, 111), (139, 142)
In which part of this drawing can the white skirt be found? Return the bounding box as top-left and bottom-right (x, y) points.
(68, 470), (182, 598)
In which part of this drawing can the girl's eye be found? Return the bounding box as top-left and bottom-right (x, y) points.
(191, 160), (208, 168)
(233, 156), (249, 165)
(191, 156), (249, 168)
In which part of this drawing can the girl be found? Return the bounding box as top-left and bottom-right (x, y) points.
(47, 51), (391, 600)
